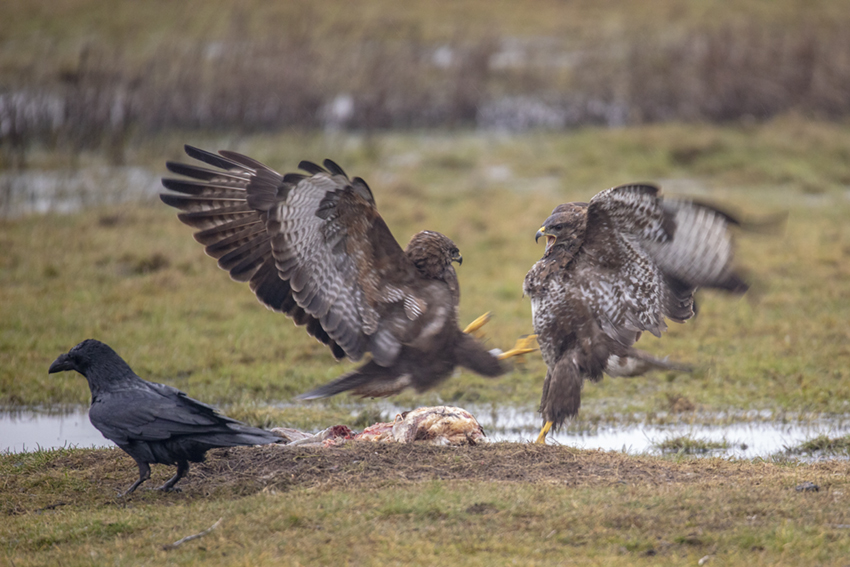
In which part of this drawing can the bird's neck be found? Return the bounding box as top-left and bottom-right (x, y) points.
(84, 357), (140, 396)
(544, 243), (580, 266)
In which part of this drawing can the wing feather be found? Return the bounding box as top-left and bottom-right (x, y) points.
(578, 183), (747, 344)
(90, 385), (231, 444)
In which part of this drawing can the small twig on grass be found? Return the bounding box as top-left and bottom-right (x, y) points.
(162, 517), (223, 551)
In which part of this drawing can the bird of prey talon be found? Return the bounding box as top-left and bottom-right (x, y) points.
(49, 339), (281, 495)
(161, 146), (511, 399)
(525, 183), (770, 443)
(535, 421), (553, 444)
(463, 312), (492, 336)
(497, 334), (538, 361)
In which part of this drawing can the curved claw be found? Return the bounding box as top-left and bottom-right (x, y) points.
(535, 421), (553, 444)
(463, 312), (492, 335)
(497, 334), (538, 361)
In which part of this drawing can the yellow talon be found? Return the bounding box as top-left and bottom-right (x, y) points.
(497, 334), (538, 360)
(535, 421), (553, 444)
(463, 312), (492, 335)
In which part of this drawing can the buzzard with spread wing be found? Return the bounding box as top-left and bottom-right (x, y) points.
(161, 146), (524, 399)
(525, 183), (760, 443)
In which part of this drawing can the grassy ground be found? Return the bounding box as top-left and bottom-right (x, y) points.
(3, 444), (850, 566)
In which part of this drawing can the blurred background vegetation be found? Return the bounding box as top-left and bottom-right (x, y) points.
(3, 0), (850, 166)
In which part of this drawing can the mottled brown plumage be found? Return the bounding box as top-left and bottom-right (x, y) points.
(161, 146), (506, 399)
(524, 183), (756, 442)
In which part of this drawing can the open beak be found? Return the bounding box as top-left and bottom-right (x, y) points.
(535, 226), (557, 251)
(535, 227), (545, 243)
(452, 251), (463, 265)
(48, 353), (72, 374)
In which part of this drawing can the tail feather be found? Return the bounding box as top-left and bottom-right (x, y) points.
(539, 357), (582, 429)
(176, 428), (281, 452)
(455, 333), (506, 378)
(297, 361), (411, 400)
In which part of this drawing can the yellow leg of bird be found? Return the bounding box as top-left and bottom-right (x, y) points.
(535, 421), (553, 444)
(463, 312), (492, 335)
(496, 334), (538, 360)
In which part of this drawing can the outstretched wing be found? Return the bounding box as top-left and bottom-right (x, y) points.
(161, 145), (436, 366)
(575, 183), (747, 345)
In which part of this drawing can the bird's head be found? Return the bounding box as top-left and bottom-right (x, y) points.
(406, 230), (462, 279)
(48, 339), (118, 378)
(535, 203), (588, 255)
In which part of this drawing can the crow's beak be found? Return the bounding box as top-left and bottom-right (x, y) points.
(48, 353), (72, 374)
(452, 251), (463, 265)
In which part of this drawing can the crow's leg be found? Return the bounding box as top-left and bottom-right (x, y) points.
(157, 460), (189, 492)
(122, 461), (151, 496)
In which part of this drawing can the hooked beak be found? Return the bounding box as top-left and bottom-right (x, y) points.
(535, 226), (546, 244)
(48, 353), (73, 374)
(451, 250), (463, 265)
(535, 226), (557, 251)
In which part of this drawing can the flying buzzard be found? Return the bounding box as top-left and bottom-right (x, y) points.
(161, 146), (528, 399)
(524, 183), (760, 443)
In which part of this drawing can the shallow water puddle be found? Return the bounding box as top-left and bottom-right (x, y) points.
(448, 405), (850, 459)
(2, 410), (110, 453)
(3, 407), (849, 459)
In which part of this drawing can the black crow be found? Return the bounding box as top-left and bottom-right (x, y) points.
(49, 339), (281, 495)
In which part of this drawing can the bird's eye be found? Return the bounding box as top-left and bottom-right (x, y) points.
(552, 223), (564, 231)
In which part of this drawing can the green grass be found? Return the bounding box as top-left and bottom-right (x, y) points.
(786, 435), (850, 456)
(655, 435), (731, 455)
